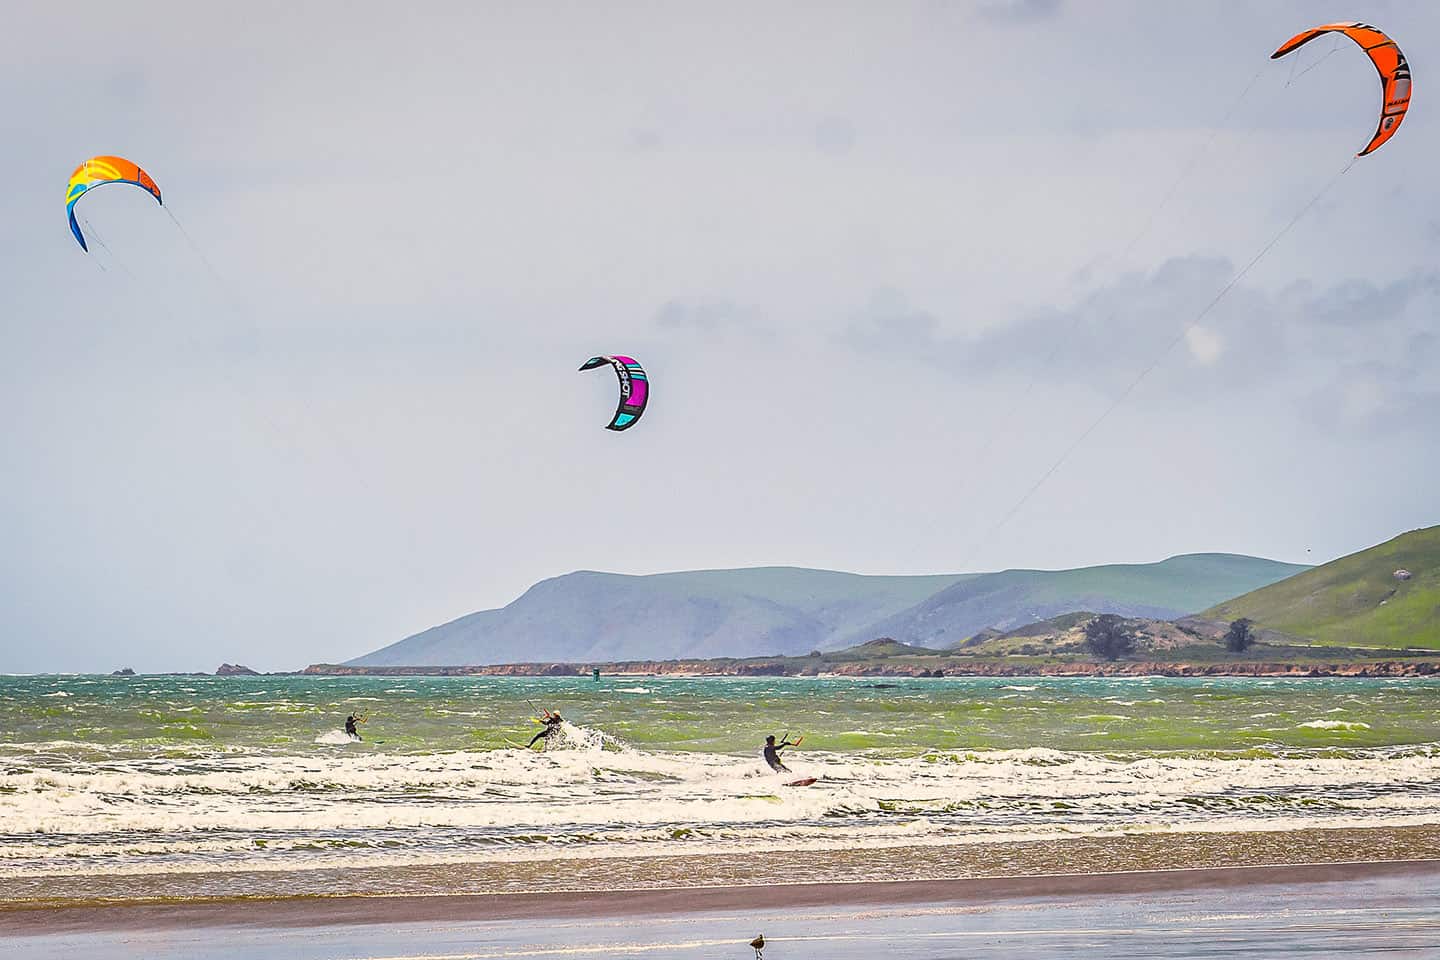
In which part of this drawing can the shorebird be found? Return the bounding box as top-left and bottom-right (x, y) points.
(749, 934), (765, 957)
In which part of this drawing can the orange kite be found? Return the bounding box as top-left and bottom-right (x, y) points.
(1272, 22), (1411, 157)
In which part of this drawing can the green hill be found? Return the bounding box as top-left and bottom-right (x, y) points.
(1204, 526), (1440, 649)
(844, 554), (1308, 650)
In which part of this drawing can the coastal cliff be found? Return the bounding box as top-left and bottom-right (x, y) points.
(303, 659), (1439, 679)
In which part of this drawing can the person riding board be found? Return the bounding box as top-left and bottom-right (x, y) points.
(344, 713), (367, 741)
(527, 708), (564, 749)
(763, 733), (802, 773)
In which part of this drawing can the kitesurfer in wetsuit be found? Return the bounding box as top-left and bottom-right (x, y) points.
(528, 710), (564, 749)
(763, 735), (795, 773)
(345, 713), (363, 741)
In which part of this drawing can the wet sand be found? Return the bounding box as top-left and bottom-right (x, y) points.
(5, 823), (1438, 902)
(3, 860), (1438, 959)
(0, 858), (1435, 935)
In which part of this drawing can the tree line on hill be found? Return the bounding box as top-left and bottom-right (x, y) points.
(1083, 614), (1256, 660)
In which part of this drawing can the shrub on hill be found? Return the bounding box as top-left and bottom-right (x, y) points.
(1084, 615), (1138, 660)
(1224, 618), (1256, 653)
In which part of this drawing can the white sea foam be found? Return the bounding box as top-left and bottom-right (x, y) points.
(313, 730), (361, 745)
(1298, 720), (1372, 731)
(2, 741), (1438, 881)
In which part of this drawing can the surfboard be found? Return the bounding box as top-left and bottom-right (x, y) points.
(783, 777), (818, 787)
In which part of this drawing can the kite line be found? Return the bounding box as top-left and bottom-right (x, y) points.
(956, 153), (1359, 571)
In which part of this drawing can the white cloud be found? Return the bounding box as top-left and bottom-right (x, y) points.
(1184, 325), (1224, 366)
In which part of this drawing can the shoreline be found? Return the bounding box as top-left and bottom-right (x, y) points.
(4, 858), (1436, 937)
(300, 660), (1440, 678)
(21, 662), (1439, 679)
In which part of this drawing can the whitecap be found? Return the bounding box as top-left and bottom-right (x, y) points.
(314, 730), (362, 745)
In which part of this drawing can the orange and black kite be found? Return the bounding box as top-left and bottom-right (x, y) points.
(1272, 22), (1411, 157)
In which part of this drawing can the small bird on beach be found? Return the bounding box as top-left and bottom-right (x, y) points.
(749, 934), (765, 957)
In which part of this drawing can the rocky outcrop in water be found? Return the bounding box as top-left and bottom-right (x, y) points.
(215, 663), (260, 676)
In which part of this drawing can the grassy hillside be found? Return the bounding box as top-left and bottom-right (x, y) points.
(1204, 526), (1440, 649)
(844, 554), (1309, 650)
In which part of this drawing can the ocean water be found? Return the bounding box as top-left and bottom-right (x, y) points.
(2, 674), (1438, 899)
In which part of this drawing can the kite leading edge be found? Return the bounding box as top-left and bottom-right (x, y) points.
(66, 155), (163, 251)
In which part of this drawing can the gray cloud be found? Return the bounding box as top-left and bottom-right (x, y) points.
(846, 257), (1440, 430)
(655, 298), (765, 335)
(812, 117), (857, 156)
(627, 128), (664, 152)
(1299, 360), (1440, 435)
(1294, 273), (1440, 328)
(975, 0), (1063, 24)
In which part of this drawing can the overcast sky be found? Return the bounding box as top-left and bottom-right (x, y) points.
(2, 1), (1436, 672)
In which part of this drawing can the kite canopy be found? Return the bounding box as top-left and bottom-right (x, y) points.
(579, 355), (649, 431)
(66, 155), (163, 251)
(1271, 22), (1411, 157)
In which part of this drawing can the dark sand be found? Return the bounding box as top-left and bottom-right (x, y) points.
(4, 860), (1438, 959)
(3, 858), (1436, 936)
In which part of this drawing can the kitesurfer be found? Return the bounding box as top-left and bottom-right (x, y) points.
(528, 709), (564, 749)
(345, 713), (365, 741)
(763, 734), (796, 773)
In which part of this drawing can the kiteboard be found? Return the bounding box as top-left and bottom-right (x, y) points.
(783, 777), (818, 787)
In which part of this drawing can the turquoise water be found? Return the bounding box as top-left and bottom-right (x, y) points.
(5, 673), (1437, 756)
(2, 674), (1437, 897)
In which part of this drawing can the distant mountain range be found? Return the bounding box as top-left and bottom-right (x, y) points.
(349, 553), (1308, 667)
(1205, 526), (1439, 650)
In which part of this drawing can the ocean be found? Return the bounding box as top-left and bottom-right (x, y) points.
(3, 674), (1438, 900)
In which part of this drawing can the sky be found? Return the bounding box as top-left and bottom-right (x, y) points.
(1, 1), (1436, 672)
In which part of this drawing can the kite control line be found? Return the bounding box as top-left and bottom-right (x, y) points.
(949, 63), (1268, 503)
(957, 154), (1360, 570)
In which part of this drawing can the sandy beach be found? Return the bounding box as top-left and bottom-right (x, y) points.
(4, 859), (1437, 958)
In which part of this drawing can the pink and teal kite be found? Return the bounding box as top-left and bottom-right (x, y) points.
(579, 355), (649, 431)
